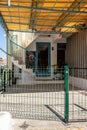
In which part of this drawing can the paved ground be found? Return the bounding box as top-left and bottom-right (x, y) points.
(11, 119), (87, 130)
(0, 83), (87, 129)
(0, 88), (87, 121)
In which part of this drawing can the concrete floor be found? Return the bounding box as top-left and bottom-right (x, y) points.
(0, 83), (87, 129)
(11, 119), (87, 130)
(0, 90), (87, 122)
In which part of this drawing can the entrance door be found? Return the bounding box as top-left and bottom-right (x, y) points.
(57, 43), (66, 68)
(36, 42), (51, 76)
(57, 50), (65, 68)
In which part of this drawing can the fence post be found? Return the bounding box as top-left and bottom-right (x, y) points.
(9, 70), (11, 86)
(1, 68), (3, 91)
(64, 66), (69, 123)
(3, 71), (6, 92)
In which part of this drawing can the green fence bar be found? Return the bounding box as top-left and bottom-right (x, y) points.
(64, 66), (69, 123)
(8, 70), (11, 86)
(4, 71), (6, 92)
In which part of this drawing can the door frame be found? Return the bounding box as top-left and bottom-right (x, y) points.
(36, 42), (51, 76)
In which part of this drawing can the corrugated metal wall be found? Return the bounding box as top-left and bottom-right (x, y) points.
(66, 30), (87, 68)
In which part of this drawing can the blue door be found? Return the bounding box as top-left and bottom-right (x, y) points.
(36, 42), (51, 76)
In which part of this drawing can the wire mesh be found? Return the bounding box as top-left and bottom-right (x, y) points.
(69, 68), (87, 122)
(0, 67), (65, 121)
(0, 68), (11, 92)
(70, 68), (87, 79)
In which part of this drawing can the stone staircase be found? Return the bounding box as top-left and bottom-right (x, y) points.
(12, 56), (35, 85)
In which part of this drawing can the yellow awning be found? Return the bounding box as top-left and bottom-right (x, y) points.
(0, 0), (87, 33)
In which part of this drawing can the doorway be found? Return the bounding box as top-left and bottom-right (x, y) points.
(57, 43), (66, 68)
(36, 42), (51, 76)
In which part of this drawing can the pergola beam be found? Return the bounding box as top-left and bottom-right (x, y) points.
(6, 21), (86, 29)
(9, 29), (76, 34)
(53, 0), (84, 29)
(0, 4), (87, 14)
(0, 13), (8, 32)
(2, 15), (87, 23)
(32, 1), (39, 31)
(0, 48), (12, 56)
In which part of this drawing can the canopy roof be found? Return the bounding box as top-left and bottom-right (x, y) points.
(0, 0), (87, 34)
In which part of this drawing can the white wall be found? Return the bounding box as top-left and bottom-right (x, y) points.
(27, 35), (57, 66)
(17, 69), (34, 85)
(69, 76), (87, 90)
(66, 30), (87, 68)
(27, 36), (52, 50)
(13, 32), (35, 47)
(51, 43), (57, 66)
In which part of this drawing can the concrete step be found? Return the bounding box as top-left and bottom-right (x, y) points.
(14, 73), (21, 79)
(35, 76), (53, 81)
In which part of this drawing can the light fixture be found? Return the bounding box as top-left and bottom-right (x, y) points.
(8, 0), (10, 6)
(52, 47), (54, 51)
(57, 34), (62, 39)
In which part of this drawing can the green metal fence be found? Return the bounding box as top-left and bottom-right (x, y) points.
(69, 68), (87, 122)
(0, 68), (12, 92)
(1, 59), (87, 122)
(0, 68), (3, 91)
(64, 66), (69, 123)
(0, 66), (69, 123)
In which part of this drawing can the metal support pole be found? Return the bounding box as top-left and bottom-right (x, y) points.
(4, 71), (6, 92)
(64, 66), (69, 123)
